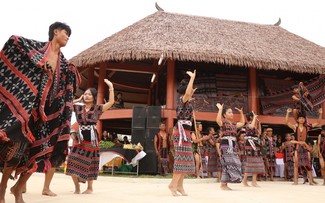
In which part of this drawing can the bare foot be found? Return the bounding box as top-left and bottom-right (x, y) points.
(176, 187), (188, 196)
(292, 182), (298, 185)
(82, 189), (93, 194)
(11, 187), (25, 203)
(252, 183), (260, 187)
(242, 182), (250, 187)
(74, 185), (80, 194)
(42, 189), (57, 196)
(168, 185), (179, 196)
(10, 186), (26, 194)
(220, 185), (232, 191)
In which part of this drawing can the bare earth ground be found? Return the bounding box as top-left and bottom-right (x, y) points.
(2, 173), (324, 203)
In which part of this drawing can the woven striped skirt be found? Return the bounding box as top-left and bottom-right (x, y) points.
(242, 143), (265, 174)
(297, 145), (312, 172)
(65, 141), (100, 183)
(220, 140), (242, 183)
(207, 148), (218, 173)
(172, 126), (195, 174)
(0, 140), (29, 169)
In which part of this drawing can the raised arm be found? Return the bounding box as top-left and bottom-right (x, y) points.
(312, 108), (323, 128)
(285, 108), (296, 131)
(216, 103), (223, 127)
(235, 107), (245, 128)
(248, 111), (258, 129)
(73, 95), (83, 104)
(257, 119), (262, 137)
(102, 79), (115, 112)
(182, 70), (196, 103)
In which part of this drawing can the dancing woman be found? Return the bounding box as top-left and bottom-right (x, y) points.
(168, 70), (196, 196)
(216, 103), (245, 190)
(65, 79), (114, 194)
(242, 112), (265, 187)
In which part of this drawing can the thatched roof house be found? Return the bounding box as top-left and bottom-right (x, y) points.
(71, 11), (325, 74)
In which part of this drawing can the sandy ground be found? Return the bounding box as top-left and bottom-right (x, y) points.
(2, 173), (324, 203)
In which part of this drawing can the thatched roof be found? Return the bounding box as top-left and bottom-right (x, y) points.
(70, 11), (325, 74)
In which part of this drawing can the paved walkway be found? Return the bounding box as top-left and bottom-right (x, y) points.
(2, 173), (324, 203)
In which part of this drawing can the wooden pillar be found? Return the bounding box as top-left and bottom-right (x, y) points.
(87, 67), (95, 88)
(166, 59), (175, 130)
(156, 75), (159, 105)
(96, 63), (107, 137)
(147, 88), (152, 105)
(249, 67), (258, 114)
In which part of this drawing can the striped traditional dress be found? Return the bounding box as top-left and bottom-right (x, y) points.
(216, 137), (222, 173)
(295, 124), (312, 172)
(264, 136), (276, 172)
(283, 141), (294, 178)
(206, 135), (217, 173)
(220, 121), (242, 183)
(242, 123), (265, 174)
(172, 97), (195, 174)
(65, 104), (103, 183)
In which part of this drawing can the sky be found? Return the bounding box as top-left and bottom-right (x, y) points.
(0, 0), (324, 60)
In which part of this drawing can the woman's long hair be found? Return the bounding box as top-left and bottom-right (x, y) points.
(85, 87), (97, 104)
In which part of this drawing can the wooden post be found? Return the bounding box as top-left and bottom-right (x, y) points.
(147, 88), (152, 105)
(166, 59), (175, 130)
(87, 67), (95, 88)
(96, 63), (107, 137)
(249, 67), (258, 114)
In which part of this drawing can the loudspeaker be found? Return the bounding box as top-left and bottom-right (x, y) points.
(132, 106), (146, 128)
(144, 128), (160, 151)
(139, 150), (158, 174)
(131, 128), (145, 146)
(146, 106), (161, 128)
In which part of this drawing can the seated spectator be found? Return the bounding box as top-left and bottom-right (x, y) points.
(101, 130), (110, 141)
(123, 136), (130, 144)
(112, 132), (122, 147)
